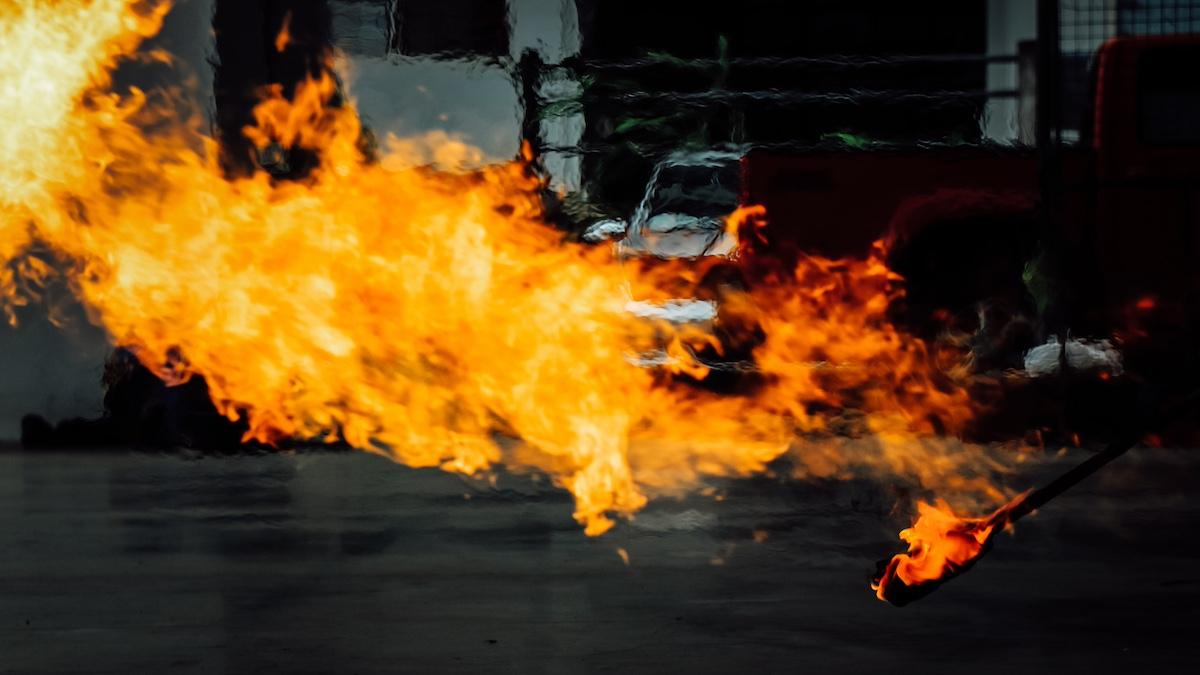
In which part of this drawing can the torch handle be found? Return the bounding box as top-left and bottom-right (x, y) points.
(1004, 388), (1200, 525)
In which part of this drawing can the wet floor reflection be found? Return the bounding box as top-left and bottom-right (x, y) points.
(2, 448), (1199, 673)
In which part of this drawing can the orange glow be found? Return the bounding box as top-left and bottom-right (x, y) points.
(274, 11), (292, 53)
(724, 204), (768, 249)
(873, 500), (995, 598)
(1135, 296), (1156, 311)
(872, 493), (1028, 602)
(2, 1), (1013, 536)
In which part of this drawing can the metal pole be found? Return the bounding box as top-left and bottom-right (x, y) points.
(1035, 0), (1069, 365)
(1036, 0), (1062, 249)
(517, 48), (545, 166)
(1036, 0), (1061, 158)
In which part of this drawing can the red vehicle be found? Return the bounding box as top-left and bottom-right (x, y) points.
(740, 35), (1200, 345)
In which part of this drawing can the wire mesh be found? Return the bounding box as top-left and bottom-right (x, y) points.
(1058, 0), (1200, 139)
(1117, 0), (1200, 35)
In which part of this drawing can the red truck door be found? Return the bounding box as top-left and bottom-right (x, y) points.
(1091, 36), (1200, 312)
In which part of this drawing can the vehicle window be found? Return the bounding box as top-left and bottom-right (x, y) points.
(1138, 45), (1200, 145)
(648, 163), (740, 217)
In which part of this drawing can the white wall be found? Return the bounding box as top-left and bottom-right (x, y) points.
(335, 0), (582, 169)
(0, 0), (578, 440)
(984, 0), (1037, 143)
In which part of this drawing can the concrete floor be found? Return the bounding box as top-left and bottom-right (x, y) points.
(1, 446), (1198, 674)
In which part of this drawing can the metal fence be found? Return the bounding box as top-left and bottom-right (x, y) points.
(527, 54), (1016, 157)
(512, 0), (1200, 221)
(1057, 0), (1200, 140)
(523, 30), (1018, 217)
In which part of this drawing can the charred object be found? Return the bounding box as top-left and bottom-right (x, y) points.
(21, 348), (252, 451)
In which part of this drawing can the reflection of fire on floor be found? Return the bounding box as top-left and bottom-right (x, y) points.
(4, 446), (1200, 673)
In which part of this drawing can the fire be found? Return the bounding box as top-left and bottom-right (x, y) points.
(872, 493), (1028, 604)
(0, 0), (167, 313)
(2, 1), (1015, 536)
(873, 500), (996, 599)
(274, 11), (292, 53)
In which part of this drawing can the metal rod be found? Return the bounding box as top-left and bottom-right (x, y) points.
(593, 89), (1020, 105)
(1036, 0), (1061, 156)
(1036, 0), (1063, 256)
(1004, 388), (1200, 525)
(536, 139), (1040, 157)
(878, 387), (1200, 607)
(557, 53), (1023, 72)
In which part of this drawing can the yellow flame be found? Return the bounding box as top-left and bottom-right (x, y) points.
(2, 1), (1015, 535)
(1, 0), (167, 317)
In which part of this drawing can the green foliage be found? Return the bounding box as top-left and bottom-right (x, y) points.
(643, 51), (709, 70)
(613, 115), (684, 136)
(1022, 247), (1059, 317)
(820, 131), (873, 149)
(538, 99), (584, 120)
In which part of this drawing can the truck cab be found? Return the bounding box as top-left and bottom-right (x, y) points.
(739, 34), (1200, 341)
(1086, 36), (1200, 319)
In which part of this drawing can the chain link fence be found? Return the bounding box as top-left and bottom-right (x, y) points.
(1058, 0), (1200, 141)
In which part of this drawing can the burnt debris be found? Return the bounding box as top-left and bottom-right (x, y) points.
(21, 348), (250, 451)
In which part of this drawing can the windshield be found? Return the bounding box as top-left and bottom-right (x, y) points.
(1138, 44), (1200, 145)
(643, 152), (741, 219)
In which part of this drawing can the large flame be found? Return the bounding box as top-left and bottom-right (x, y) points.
(2, 1), (1016, 536)
(1, 0), (167, 307)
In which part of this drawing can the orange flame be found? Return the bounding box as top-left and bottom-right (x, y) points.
(274, 11), (292, 53)
(872, 493), (1029, 602)
(1, 1), (1016, 536)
